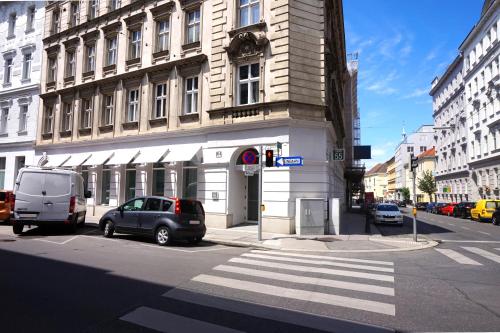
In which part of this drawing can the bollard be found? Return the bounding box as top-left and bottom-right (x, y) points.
(365, 210), (371, 234)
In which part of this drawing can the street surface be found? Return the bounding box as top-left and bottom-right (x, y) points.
(1, 212), (500, 332)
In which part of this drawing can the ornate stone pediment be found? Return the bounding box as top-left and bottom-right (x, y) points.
(225, 32), (268, 61)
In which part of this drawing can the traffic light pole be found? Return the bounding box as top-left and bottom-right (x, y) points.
(412, 170), (417, 242)
(258, 145), (263, 242)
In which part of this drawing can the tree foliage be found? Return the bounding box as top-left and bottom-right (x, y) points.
(401, 187), (411, 202)
(418, 170), (437, 202)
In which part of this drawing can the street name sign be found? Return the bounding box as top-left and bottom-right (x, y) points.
(275, 156), (304, 167)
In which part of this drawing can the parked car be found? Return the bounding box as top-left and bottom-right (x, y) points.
(432, 203), (446, 214)
(373, 203), (403, 226)
(0, 190), (13, 223)
(439, 203), (458, 216)
(415, 202), (428, 210)
(470, 199), (500, 222)
(492, 206), (500, 225)
(11, 167), (91, 234)
(397, 201), (407, 208)
(453, 202), (475, 219)
(426, 202), (437, 213)
(99, 196), (206, 245)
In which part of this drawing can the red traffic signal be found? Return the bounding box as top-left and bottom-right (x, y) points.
(265, 150), (274, 167)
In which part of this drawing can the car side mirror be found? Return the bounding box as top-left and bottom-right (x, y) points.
(84, 190), (92, 199)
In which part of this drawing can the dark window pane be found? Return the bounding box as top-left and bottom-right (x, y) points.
(251, 63), (259, 78)
(162, 200), (172, 211)
(187, 78), (192, 91)
(239, 65), (249, 80)
(145, 198), (162, 211)
(240, 83), (248, 104)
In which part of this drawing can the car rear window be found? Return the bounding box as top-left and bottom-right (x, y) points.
(377, 205), (399, 211)
(180, 200), (204, 215)
(44, 173), (70, 196)
(17, 172), (44, 196)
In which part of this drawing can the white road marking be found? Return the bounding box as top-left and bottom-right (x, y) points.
(121, 306), (243, 333)
(461, 226), (470, 230)
(214, 264), (395, 296)
(476, 231), (490, 235)
(462, 247), (500, 264)
(448, 223), (455, 226)
(79, 235), (120, 242)
(251, 250), (394, 266)
(242, 253), (394, 273)
(229, 257), (394, 282)
(435, 249), (482, 265)
(192, 274), (396, 316)
(33, 235), (79, 245)
(140, 243), (232, 253)
(440, 240), (500, 243)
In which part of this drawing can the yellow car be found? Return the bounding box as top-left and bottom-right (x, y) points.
(470, 199), (500, 222)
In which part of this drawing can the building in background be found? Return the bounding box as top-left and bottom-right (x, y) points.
(386, 156), (396, 200)
(0, 1), (44, 190)
(411, 147), (436, 202)
(36, 0), (350, 234)
(364, 162), (388, 201)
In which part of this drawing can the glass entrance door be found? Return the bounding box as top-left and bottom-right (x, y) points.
(247, 174), (259, 222)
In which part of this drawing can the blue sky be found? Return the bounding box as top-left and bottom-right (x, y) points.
(343, 0), (484, 169)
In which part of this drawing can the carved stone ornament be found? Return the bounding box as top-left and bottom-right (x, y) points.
(225, 32), (268, 60)
(486, 80), (499, 100)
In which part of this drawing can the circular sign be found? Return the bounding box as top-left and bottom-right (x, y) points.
(242, 150), (257, 164)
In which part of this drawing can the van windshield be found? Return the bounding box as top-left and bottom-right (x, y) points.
(18, 172), (44, 196)
(45, 173), (70, 196)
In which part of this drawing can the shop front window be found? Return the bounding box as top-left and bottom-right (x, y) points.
(182, 161), (197, 199)
(101, 166), (110, 204)
(125, 165), (136, 201)
(152, 163), (164, 196)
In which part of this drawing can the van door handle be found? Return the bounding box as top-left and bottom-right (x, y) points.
(44, 202), (53, 205)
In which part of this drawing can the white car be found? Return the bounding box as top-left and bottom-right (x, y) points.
(373, 203), (403, 226)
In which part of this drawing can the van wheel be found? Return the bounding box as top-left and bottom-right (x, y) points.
(69, 216), (78, 233)
(103, 220), (114, 238)
(13, 224), (23, 235)
(79, 213), (86, 227)
(156, 226), (171, 246)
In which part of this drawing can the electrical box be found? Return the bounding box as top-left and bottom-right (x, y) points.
(295, 198), (325, 235)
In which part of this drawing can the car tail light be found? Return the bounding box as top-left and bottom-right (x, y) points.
(174, 198), (181, 215)
(69, 196), (76, 214)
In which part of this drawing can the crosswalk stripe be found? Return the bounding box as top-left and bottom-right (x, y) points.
(462, 247), (500, 264)
(435, 249), (482, 265)
(192, 274), (396, 316)
(251, 250), (394, 266)
(120, 306), (243, 333)
(213, 264), (395, 296)
(229, 257), (394, 282)
(242, 253), (394, 273)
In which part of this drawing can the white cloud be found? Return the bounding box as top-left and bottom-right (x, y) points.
(366, 70), (399, 95)
(403, 88), (429, 99)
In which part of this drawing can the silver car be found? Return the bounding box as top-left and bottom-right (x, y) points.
(373, 203), (403, 226)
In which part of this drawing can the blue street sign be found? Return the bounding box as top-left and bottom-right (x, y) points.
(275, 156), (304, 167)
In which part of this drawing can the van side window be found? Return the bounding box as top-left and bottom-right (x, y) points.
(162, 200), (172, 211)
(144, 198), (162, 211)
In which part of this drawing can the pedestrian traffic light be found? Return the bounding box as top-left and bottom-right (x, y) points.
(265, 149), (274, 167)
(410, 154), (418, 172)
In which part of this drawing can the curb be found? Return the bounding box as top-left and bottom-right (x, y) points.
(203, 237), (280, 250)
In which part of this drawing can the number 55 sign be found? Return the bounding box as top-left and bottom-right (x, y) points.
(332, 149), (345, 161)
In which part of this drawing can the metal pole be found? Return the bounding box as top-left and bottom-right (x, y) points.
(258, 145), (263, 241)
(412, 170), (417, 242)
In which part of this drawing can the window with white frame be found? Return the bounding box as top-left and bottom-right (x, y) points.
(239, 0), (259, 27)
(407, 146), (414, 153)
(22, 53), (32, 80)
(127, 89), (139, 122)
(0, 108), (8, 134)
(51, 10), (60, 34)
(89, 0), (99, 19)
(86, 44), (96, 72)
(65, 50), (76, 77)
(420, 146), (427, 153)
(19, 105), (28, 133)
(43, 105), (54, 134)
(102, 94), (114, 126)
(184, 76), (198, 114)
(8, 13), (16, 37)
(61, 101), (73, 132)
(0, 158), (5, 189)
(238, 63), (259, 105)
(3, 58), (13, 84)
(106, 36), (117, 65)
(186, 9), (200, 44)
(129, 29), (141, 59)
(156, 20), (170, 52)
(109, 0), (121, 11)
(48, 56), (57, 82)
(27, 6), (35, 31)
(154, 83), (167, 119)
(70, 1), (79, 27)
(81, 98), (93, 129)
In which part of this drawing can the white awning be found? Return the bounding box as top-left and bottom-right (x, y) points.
(62, 153), (92, 167)
(161, 144), (202, 163)
(82, 151), (114, 166)
(132, 147), (169, 164)
(45, 154), (70, 167)
(105, 149), (140, 165)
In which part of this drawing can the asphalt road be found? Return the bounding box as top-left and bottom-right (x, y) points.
(0, 213), (500, 333)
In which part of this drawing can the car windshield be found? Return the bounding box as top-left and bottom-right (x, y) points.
(377, 205), (399, 211)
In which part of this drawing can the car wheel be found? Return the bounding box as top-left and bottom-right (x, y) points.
(13, 223), (23, 235)
(103, 220), (114, 238)
(461, 212), (466, 219)
(477, 215), (482, 222)
(156, 226), (171, 246)
(188, 236), (203, 244)
(492, 216), (498, 225)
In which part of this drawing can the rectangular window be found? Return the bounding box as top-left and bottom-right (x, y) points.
(0, 108), (8, 134)
(86, 44), (96, 72)
(182, 162), (197, 199)
(407, 146), (414, 153)
(81, 166), (89, 192)
(51, 10), (59, 34)
(420, 146), (427, 153)
(89, 0), (99, 20)
(48, 56), (57, 82)
(81, 98), (93, 129)
(125, 166), (136, 201)
(186, 9), (200, 44)
(15, 156), (25, 181)
(102, 94), (114, 126)
(0, 158), (5, 189)
(8, 13), (16, 37)
(152, 163), (165, 196)
(156, 20), (170, 52)
(127, 89), (139, 122)
(109, 0), (121, 11)
(22, 53), (32, 80)
(19, 105), (28, 133)
(66, 51), (76, 77)
(61, 102), (73, 132)
(129, 29), (141, 59)
(106, 36), (117, 65)
(43, 105), (54, 134)
(70, 1), (79, 27)
(27, 6), (35, 31)
(184, 76), (198, 114)
(154, 83), (167, 118)
(4, 58), (13, 84)
(238, 63), (260, 105)
(101, 166), (110, 205)
(239, 0), (259, 27)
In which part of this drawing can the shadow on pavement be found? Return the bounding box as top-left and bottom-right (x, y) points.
(377, 216), (453, 237)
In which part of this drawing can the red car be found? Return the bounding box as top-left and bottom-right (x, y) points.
(439, 203), (458, 216)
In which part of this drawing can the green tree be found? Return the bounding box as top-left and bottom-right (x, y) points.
(401, 187), (411, 202)
(417, 170), (437, 202)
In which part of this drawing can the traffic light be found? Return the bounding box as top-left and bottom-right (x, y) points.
(265, 150), (274, 167)
(410, 154), (418, 172)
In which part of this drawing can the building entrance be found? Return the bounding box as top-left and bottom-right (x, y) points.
(246, 173), (259, 222)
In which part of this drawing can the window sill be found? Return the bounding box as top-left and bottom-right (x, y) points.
(78, 128), (92, 136)
(2, 82), (12, 88)
(228, 21), (267, 38)
(59, 130), (72, 138)
(25, 28), (34, 34)
(7, 34), (15, 40)
(98, 124), (114, 133)
(179, 113), (199, 123)
(41, 133), (53, 140)
(122, 121), (138, 130)
(64, 76), (75, 84)
(126, 57), (141, 66)
(0, 132), (8, 137)
(46, 81), (56, 89)
(182, 41), (200, 51)
(149, 117), (167, 126)
(152, 49), (169, 59)
(103, 64), (116, 73)
(82, 70), (95, 79)
(17, 130), (27, 136)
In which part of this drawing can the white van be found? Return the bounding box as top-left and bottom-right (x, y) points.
(11, 167), (91, 234)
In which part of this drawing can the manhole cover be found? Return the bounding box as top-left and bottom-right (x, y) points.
(0, 239), (16, 242)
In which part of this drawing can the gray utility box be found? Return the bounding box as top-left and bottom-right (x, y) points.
(295, 198), (326, 235)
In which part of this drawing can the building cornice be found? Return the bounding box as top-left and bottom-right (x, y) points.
(429, 54), (463, 96)
(0, 83), (40, 97)
(0, 140), (35, 149)
(459, 1), (500, 51)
